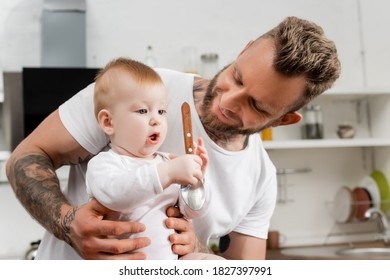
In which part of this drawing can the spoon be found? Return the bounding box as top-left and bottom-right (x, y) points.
(179, 102), (206, 211)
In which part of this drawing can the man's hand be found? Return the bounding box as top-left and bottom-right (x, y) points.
(68, 199), (151, 259)
(165, 206), (196, 256)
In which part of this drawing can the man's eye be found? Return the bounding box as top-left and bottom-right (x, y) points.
(251, 101), (271, 118)
(233, 70), (243, 86)
(158, 109), (167, 115)
(138, 109), (148, 114)
(251, 99), (263, 114)
(235, 78), (243, 86)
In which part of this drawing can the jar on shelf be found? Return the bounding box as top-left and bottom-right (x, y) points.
(261, 127), (273, 141)
(200, 53), (219, 79)
(301, 104), (323, 139)
(144, 45), (157, 68)
(182, 46), (199, 74)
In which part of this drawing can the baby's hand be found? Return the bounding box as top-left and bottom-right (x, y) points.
(167, 154), (203, 186)
(157, 138), (208, 189)
(193, 137), (208, 176)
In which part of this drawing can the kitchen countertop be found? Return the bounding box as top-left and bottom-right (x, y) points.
(266, 241), (390, 260)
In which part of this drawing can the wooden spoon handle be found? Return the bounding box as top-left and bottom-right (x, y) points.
(181, 102), (194, 155)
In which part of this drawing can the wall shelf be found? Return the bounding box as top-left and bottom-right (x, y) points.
(264, 138), (390, 150)
(267, 87), (390, 150)
(324, 87), (390, 97)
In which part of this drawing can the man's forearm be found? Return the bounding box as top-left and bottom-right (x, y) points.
(7, 154), (73, 244)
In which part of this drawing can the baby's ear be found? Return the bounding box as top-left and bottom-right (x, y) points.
(97, 109), (114, 135)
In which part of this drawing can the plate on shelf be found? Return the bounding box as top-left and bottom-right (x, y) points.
(360, 176), (380, 209)
(371, 170), (390, 213)
(352, 187), (371, 221)
(332, 186), (356, 223)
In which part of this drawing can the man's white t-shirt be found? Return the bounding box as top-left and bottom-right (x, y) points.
(35, 68), (277, 259)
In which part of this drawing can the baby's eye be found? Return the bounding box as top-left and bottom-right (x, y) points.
(137, 109), (148, 114)
(158, 109), (167, 115)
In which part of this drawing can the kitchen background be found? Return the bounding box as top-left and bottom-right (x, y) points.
(1, 0), (390, 259)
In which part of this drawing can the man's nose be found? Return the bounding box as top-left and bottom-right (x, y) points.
(220, 88), (245, 113)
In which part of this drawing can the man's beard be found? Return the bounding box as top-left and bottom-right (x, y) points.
(199, 68), (265, 143)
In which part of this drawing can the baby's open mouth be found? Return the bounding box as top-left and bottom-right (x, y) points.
(147, 132), (160, 144)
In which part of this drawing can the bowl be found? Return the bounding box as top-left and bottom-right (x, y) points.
(337, 124), (356, 139)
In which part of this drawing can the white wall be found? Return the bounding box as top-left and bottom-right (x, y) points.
(360, 0), (390, 87)
(2, 0), (365, 87)
(84, 0), (363, 89)
(1, 0), (390, 256)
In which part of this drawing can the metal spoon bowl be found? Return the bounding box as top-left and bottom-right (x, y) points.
(180, 180), (206, 210)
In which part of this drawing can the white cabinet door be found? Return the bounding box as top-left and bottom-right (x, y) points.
(360, 0), (390, 87)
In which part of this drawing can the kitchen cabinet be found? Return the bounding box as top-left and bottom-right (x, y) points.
(267, 88), (390, 247)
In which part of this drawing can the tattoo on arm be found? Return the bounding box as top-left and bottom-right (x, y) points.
(193, 77), (208, 106)
(63, 154), (93, 166)
(61, 206), (79, 246)
(9, 154), (74, 244)
(193, 77), (206, 93)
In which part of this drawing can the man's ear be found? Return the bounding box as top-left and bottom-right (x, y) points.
(272, 112), (302, 127)
(97, 109), (114, 135)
